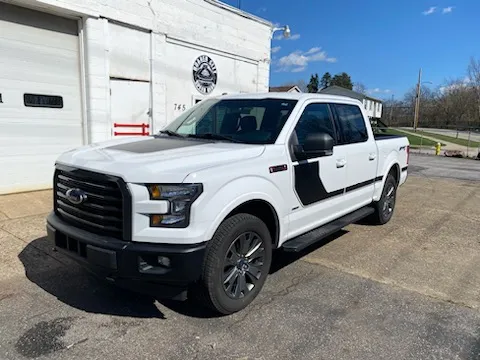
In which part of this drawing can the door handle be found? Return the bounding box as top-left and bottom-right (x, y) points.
(336, 159), (347, 168)
(369, 153), (377, 161)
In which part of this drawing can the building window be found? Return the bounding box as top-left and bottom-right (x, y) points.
(24, 93), (63, 108)
(369, 101), (373, 110)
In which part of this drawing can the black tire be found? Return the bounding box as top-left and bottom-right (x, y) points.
(368, 173), (398, 225)
(192, 213), (272, 315)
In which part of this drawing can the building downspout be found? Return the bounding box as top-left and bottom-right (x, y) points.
(149, 30), (154, 133)
(78, 18), (89, 145)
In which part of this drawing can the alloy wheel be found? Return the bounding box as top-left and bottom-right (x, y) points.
(222, 231), (266, 299)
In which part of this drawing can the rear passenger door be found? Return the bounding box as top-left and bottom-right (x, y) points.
(331, 103), (379, 210)
(287, 102), (349, 238)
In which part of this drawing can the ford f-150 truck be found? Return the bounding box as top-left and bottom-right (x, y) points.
(47, 93), (409, 315)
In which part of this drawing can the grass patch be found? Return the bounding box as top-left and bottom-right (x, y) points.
(383, 128), (438, 147)
(417, 130), (480, 148)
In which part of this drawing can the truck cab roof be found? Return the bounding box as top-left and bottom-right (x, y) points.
(217, 92), (364, 105)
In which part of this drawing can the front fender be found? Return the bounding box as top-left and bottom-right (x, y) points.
(199, 176), (288, 243)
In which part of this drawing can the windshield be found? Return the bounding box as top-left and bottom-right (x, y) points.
(163, 98), (298, 144)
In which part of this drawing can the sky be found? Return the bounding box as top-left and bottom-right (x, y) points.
(221, 0), (480, 100)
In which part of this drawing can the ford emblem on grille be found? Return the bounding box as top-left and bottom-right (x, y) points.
(65, 188), (88, 205)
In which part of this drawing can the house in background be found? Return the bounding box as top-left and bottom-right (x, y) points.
(269, 85), (302, 93)
(318, 85), (383, 120)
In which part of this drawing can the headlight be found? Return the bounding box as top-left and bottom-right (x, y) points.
(147, 184), (202, 228)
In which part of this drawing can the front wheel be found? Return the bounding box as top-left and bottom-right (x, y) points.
(368, 174), (398, 225)
(193, 213), (272, 315)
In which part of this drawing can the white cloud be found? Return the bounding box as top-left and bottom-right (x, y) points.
(422, 6), (437, 15)
(276, 47), (337, 73)
(292, 66), (306, 73)
(271, 46), (281, 53)
(368, 88), (392, 94)
(274, 33), (301, 41)
(442, 6), (454, 13)
(304, 47), (321, 55)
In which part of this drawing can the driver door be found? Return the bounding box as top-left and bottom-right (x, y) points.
(287, 102), (348, 238)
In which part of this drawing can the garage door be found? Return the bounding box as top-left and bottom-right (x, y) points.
(0, 3), (83, 195)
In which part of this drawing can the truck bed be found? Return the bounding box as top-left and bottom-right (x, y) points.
(374, 133), (406, 141)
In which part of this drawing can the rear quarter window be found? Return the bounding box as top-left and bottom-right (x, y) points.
(333, 104), (368, 144)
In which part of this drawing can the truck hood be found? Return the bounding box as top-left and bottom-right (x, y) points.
(56, 136), (265, 183)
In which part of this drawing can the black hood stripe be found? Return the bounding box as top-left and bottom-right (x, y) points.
(106, 137), (208, 154)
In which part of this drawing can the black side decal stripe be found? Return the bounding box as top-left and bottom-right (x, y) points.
(402, 166), (408, 172)
(346, 176), (382, 192)
(294, 161), (343, 206)
(294, 162), (383, 207)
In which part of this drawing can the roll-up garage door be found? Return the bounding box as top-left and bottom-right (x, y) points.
(0, 3), (83, 194)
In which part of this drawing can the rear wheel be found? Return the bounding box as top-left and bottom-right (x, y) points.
(368, 174), (397, 225)
(193, 213), (272, 315)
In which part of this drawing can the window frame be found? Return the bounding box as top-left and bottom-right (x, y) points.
(331, 103), (369, 145)
(288, 101), (339, 162)
(23, 93), (64, 109)
(167, 98), (298, 145)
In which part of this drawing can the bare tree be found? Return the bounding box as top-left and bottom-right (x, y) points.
(280, 79), (308, 92)
(436, 79), (473, 133)
(353, 82), (367, 94)
(467, 57), (480, 123)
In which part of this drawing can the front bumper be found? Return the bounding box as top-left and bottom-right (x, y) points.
(46, 212), (206, 300)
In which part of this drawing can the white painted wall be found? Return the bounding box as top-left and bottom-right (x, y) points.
(163, 38), (261, 122)
(0, 2), (83, 194)
(6, 0), (272, 144)
(363, 98), (382, 119)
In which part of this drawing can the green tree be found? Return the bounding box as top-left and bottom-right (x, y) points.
(320, 72), (332, 89)
(307, 73), (320, 93)
(331, 72), (353, 90)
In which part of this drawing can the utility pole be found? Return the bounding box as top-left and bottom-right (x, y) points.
(413, 68), (422, 132)
(238, 0), (242, 9)
(389, 94), (394, 125)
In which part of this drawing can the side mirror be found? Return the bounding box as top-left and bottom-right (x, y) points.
(295, 132), (334, 159)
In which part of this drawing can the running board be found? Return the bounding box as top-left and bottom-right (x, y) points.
(282, 206), (375, 253)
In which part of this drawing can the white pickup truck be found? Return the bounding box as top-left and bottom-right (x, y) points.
(47, 93), (409, 315)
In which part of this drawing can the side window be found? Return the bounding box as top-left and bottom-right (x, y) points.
(293, 103), (336, 146)
(333, 104), (368, 144)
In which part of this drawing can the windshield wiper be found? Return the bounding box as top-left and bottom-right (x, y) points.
(187, 133), (241, 143)
(158, 130), (185, 138)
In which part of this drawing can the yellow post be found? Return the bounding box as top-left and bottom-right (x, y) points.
(435, 142), (441, 155)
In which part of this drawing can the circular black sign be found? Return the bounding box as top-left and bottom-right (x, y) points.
(193, 55), (217, 95)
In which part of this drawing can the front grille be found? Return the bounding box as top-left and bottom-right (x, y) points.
(54, 165), (131, 240)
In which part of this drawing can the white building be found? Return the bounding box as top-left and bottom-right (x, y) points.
(318, 85), (383, 119)
(269, 85), (302, 93)
(0, 0), (274, 195)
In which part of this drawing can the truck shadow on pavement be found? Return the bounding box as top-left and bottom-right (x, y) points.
(18, 231), (347, 319)
(18, 237), (167, 319)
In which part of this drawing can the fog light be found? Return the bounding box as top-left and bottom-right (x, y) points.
(138, 255), (171, 274)
(158, 256), (171, 267)
(139, 259), (153, 272)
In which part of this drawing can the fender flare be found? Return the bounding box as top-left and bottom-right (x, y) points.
(374, 157), (401, 201)
(201, 176), (287, 244)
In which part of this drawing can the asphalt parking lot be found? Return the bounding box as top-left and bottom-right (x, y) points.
(1, 154), (479, 360)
